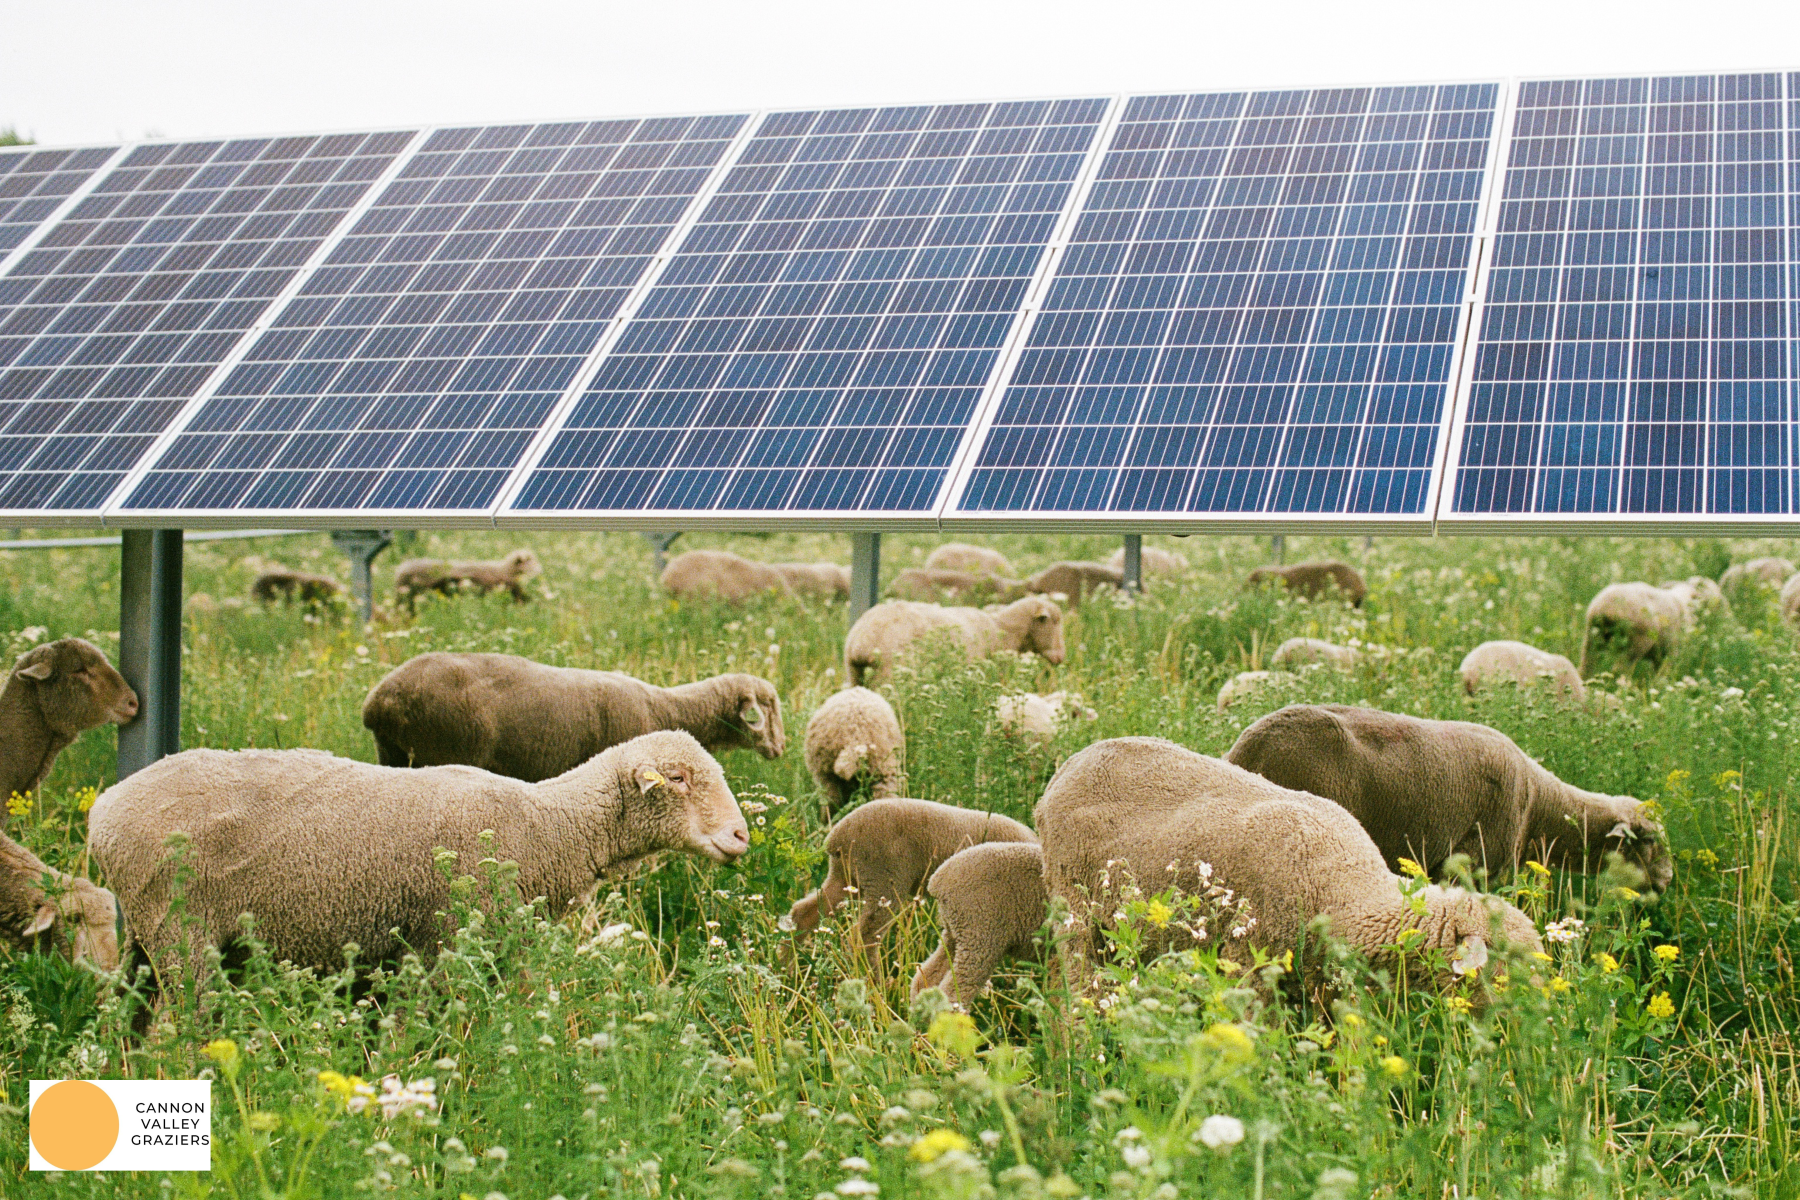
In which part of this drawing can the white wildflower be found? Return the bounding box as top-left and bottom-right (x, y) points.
(1196, 1114), (1245, 1150)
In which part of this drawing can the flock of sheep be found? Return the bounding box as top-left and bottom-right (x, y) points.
(9, 536), (1768, 1026)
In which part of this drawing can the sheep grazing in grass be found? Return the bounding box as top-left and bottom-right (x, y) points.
(1269, 637), (1360, 670)
(773, 562), (850, 601)
(924, 543), (1015, 579)
(250, 566), (345, 607)
(3, 831), (120, 971)
(1216, 670), (1275, 711)
(1104, 545), (1190, 576)
(1579, 582), (1692, 676)
(1721, 557), (1795, 599)
(362, 653), (784, 781)
(1024, 561), (1124, 609)
(395, 549), (542, 609)
(994, 690), (1096, 746)
(1663, 575), (1728, 616)
(1783, 573), (1800, 629)
(1459, 640), (1585, 702)
(804, 687), (904, 814)
(1226, 704), (1670, 890)
(1246, 560), (1367, 607)
(783, 798), (1036, 978)
(887, 568), (1021, 604)
(1037, 737), (1543, 992)
(843, 597), (1066, 686)
(659, 549), (793, 604)
(911, 842), (1047, 1009)
(3, 638), (138, 819)
(89, 730), (748, 988)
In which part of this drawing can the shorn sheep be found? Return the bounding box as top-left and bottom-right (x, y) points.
(1226, 704), (1670, 889)
(250, 567), (345, 607)
(1246, 560), (1367, 606)
(660, 549), (793, 604)
(924, 544), (1015, 578)
(89, 730), (749, 988)
(844, 596), (1066, 686)
(804, 687), (904, 814)
(362, 653), (784, 781)
(3, 638), (138, 817)
(1024, 561), (1123, 609)
(1037, 737), (1543, 992)
(3, 831), (120, 970)
(1579, 581), (1694, 676)
(911, 841), (1047, 1009)
(887, 568), (1019, 604)
(395, 549), (541, 609)
(1459, 640), (1585, 701)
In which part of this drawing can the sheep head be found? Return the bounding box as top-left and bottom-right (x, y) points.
(12, 638), (139, 736)
(1008, 597), (1066, 664)
(617, 731), (749, 864)
(1604, 806), (1673, 893)
(1419, 886), (1543, 993)
(20, 878), (121, 972)
(832, 743), (872, 781)
(506, 549), (544, 580)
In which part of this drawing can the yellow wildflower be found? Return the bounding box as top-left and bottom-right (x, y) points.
(1695, 849), (1718, 868)
(1524, 860), (1550, 878)
(1597, 953), (1620, 973)
(1611, 886), (1641, 901)
(926, 1012), (979, 1058)
(1145, 899), (1172, 929)
(1529, 951), (1553, 964)
(247, 1112), (280, 1132)
(1341, 1012), (1364, 1029)
(1200, 1023), (1255, 1064)
(1646, 992), (1675, 1020)
(203, 1039), (240, 1071)
(1373, 1035), (1388, 1047)
(75, 785), (98, 813)
(1652, 944), (1679, 963)
(909, 1129), (972, 1163)
(1445, 995), (1473, 1015)
(1380, 1055), (1409, 1079)
(5, 792), (28, 818)
(1548, 976), (1572, 994)
(1397, 857), (1427, 880)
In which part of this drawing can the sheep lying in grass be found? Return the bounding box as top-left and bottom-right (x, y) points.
(1270, 637), (1359, 670)
(911, 842), (1047, 1009)
(1459, 641), (1585, 702)
(659, 549), (793, 604)
(773, 562), (850, 601)
(1037, 737), (1543, 991)
(1721, 557), (1794, 599)
(250, 566), (345, 607)
(3, 831), (120, 970)
(1246, 560), (1367, 606)
(887, 568), (1021, 604)
(1216, 670), (1275, 711)
(89, 730), (748, 988)
(395, 549), (541, 609)
(1226, 704), (1669, 890)
(1580, 582), (1692, 676)
(1024, 561), (1123, 609)
(844, 597), (1065, 686)
(3, 638), (138, 819)
(362, 653), (784, 780)
(1104, 546), (1190, 576)
(924, 544), (1014, 578)
(994, 690), (1096, 746)
(783, 798), (1036, 978)
(804, 687), (904, 814)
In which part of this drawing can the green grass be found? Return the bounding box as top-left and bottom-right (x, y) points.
(2, 529), (1797, 1198)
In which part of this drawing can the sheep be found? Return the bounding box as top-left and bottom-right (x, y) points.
(844, 596), (1066, 686)
(783, 797), (1036, 977)
(1036, 737), (1543, 992)
(250, 566), (345, 607)
(1104, 546), (1190, 576)
(911, 842), (1047, 1009)
(1721, 557), (1795, 599)
(1216, 670), (1275, 711)
(3, 638), (138, 818)
(395, 548), (542, 609)
(924, 543), (1015, 579)
(1024, 561), (1123, 609)
(1458, 641), (1585, 702)
(1269, 637), (1360, 670)
(804, 687), (904, 814)
(773, 562), (850, 601)
(1246, 560), (1367, 606)
(994, 690), (1096, 746)
(1579, 582), (1691, 676)
(887, 568), (1022, 604)
(362, 653), (784, 781)
(3, 830), (120, 970)
(658, 549), (793, 604)
(1783, 572), (1800, 628)
(1663, 575), (1728, 616)
(1225, 704), (1669, 890)
(88, 730), (748, 987)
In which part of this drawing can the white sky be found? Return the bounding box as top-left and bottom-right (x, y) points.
(1, 0), (1796, 146)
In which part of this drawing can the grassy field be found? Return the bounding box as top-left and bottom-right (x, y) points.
(2, 528), (1797, 1199)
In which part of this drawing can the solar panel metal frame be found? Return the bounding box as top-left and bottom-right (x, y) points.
(0, 142), (127, 275)
(1436, 68), (1800, 534)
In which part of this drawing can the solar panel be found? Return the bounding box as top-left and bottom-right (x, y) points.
(943, 82), (1502, 530)
(118, 115), (748, 520)
(500, 97), (1110, 526)
(0, 131), (416, 521)
(1441, 72), (1800, 530)
(0, 146), (121, 258)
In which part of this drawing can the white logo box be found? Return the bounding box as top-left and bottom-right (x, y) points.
(29, 1080), (212, 1172)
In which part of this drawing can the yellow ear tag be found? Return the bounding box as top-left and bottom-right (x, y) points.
(637, 767), (667, 791)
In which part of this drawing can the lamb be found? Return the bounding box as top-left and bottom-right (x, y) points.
(395, 548), (542, 609)
(1721, 557), (1795, 599)
(3, 638), (138, 818)
(804, 687), (904, 814)
(843, 597), (1066, 686)
(924, 543), (1015, 579)
(1269, 637), (1359, 670)
(783, 798), (1037, 975)
(362, 653), (784, 781)
(1225, 704), (1670, 890)
(887, 568), (1021, 604)
(1036, 737), (1543, 991)
(773, 562), (851, 601)
(659, 549), (794, 604)
(1024, 561), (1123, 609)
(1579, 582), (1691, 676)
(249, 566), (345, 607)
(1216, 670), (1275, 711)
(911, 842), (1047, 1009)
(3, 831), (120, 970)
(1459, 640), (1585, 701)
(1246, 560), (1367, 606)
(994, 690), (1096, 746)
(88, 730), (748, 986)
(1104, 546), (1190, 576)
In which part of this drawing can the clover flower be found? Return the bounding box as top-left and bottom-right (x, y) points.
(1195, 1114), (1245, 1150)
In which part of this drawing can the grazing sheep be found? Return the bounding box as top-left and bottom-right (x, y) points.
(3, 831), (120, 970)
(1024, 561), (1123, 609)
(924, 544), (1015, 579)
(1663, 575), (1728, 616)
(658, 549), (793, 604)
(1037, 737), (1543, 991)
(1783, 573), (1800, 628)
(1721, 557), (1795, 599)
(783, 798), (1037, 976)
(773, 562), (851, 601)
(887, 568), (1021, 604)
(395, 548), (542, 609)
(1104, 545), (1190, 576)
(1459, 641), (1585, 701)
(911, 842), (1047, 1009)
(804, 687), (904, 814)
(1246, 560), (1367, 606)
(250, 567), (345, 607)
(994, 690), (1096, 746)
(1270, 637), (1360, 670)
(1580, 582), (1691, 676)
(1216, 670), (1275, 711)
(1226, 704), (1670, 890)
(89, 730), (748, 986)
(362, 653), (784, 781)
(3, 638), (138, 818)
(844, 597), (1066, 686)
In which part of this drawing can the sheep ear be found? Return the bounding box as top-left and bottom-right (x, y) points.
(23, 904), (57, 937)
(15, 659), (54, 681)
(740, 700), (764, 729)
(634, 765), (667, 794)
(1607, 820), (1638, 842)
(1451, 934), (1488, 975)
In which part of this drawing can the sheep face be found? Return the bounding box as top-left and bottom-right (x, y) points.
(621, 737), (749, 863)
(1021, 599), (1067, 664)
(737, 681), (786, 759)
(1604, 808), (1673, 893)
(1427, 886), (1543, 986)
(507, 549), (544, 580)
(22, 880), (121, 972)
(13, 638), (139, 736)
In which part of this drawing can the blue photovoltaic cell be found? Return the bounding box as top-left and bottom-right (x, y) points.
(956, 83), (1499, 517)
(125, 115), (747, 515)
(509, 97), (1109, 516)
(0, 131), (415, 514)
(1452, 73), (1798, 517)
(0, 146), (118, 256)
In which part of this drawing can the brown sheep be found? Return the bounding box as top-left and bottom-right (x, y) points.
(362, 652), (784, 781)
(1024, 561), (1124, 609)
(2, 638), (138, 818)
(250, 567), (345, 606)
(911, 841), (1047, 1009)
(395, 548), (541, 609)
(844, 596), (1066, 686)
(3, 831), (120, 970)
(1246, 560), (1367, 606)
(924, 544), (1015, 578)
(887, 568), (1022, 604)
(659, 549), (794, 604)
(1226, 704), (1669, 890)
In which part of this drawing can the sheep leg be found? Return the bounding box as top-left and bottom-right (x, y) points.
(373, 735), (411, 768)
(949, 939), (1008, 1010)
(854, 905), (896, 985)
(911, 936), (953, 998)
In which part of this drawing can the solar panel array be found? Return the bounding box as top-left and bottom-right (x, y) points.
(0, 146), (118, 256)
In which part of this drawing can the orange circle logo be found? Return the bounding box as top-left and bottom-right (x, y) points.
(31, 1080), (120, 1171)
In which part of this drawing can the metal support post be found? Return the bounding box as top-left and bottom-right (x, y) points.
(850, 532), (881, 622)
(1121, 533), (1143, 591)
(117, 529), (183, 778)
(642, 532), (683, 574)
(331, 530), (393, 625)
(1271, 534), (1285, 564)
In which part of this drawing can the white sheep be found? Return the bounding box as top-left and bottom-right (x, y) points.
(1580, 582), (1693, 676)
(1458, 640), (1585, 702)
(1269, 637), (1360, 670)
(911, 842), (1047, 1009)
(1215, 670), (1275, 711)
(773, 562), (851, 601)
(924, 544), (1015, 579)
(1783, 573), (1800, 628)
(1720, 557), (1794, 598)
(3, 831), (120, 970)
(804, 687), (905, 814)
(659, 549), (793, 604)
(843, 597), (1066, 686)
(993, 690), (1096, 746)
